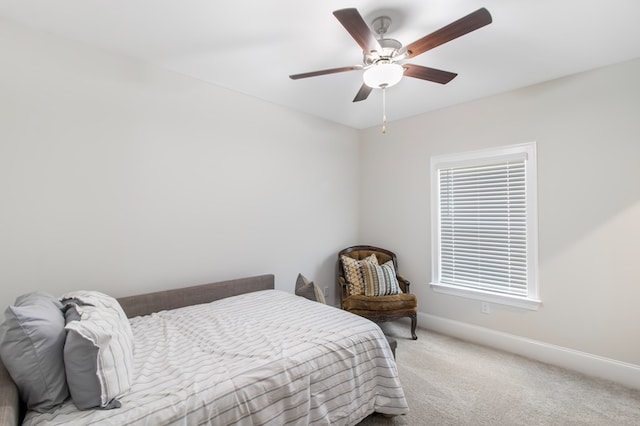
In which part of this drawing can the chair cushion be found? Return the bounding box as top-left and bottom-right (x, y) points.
(341, 253), (378, 296)
(361, 260), (401, 296)
(342, 293), (417, 312)
(347, 307), (418, 318)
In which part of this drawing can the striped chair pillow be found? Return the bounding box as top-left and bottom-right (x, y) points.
(361, 260), (401, 296)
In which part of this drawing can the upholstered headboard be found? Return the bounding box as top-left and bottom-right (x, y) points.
(0, 274), (275, 425)
(117, 274), (275, 318)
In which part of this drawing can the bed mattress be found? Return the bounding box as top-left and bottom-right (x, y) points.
(24, 289), (408, 425)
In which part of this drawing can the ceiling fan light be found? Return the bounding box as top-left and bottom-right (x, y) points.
(363, 63), (404, 89)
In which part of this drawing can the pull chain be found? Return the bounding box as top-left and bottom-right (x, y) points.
(382, 86), (387, 134)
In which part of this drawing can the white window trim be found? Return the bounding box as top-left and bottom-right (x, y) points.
(430, 142), (540, 310)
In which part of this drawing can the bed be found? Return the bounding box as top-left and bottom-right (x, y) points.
(0, 274), (408, 425)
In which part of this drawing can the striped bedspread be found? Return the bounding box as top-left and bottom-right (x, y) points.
(24, 290), (408, 425)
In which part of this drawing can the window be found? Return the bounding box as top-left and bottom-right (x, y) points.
(430, 143), (540, 310)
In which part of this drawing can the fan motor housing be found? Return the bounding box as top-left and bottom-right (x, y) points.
(364, 38), (402, 65)
(364, 15), (402, 66)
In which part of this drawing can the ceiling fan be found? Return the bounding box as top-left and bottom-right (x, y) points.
(289, 7), (493, 103)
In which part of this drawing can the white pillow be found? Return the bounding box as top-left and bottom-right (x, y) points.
(62, 291), (134, 410)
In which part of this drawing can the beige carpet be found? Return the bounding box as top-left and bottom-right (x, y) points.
(359, 322), (640, 426)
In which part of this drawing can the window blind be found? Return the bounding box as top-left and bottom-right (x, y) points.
(438, 160), (527, 296)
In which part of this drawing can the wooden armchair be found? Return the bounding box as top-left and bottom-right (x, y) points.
(337, 245), (418, 340)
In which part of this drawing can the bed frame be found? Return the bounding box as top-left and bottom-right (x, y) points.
(0, 274), (275, 425)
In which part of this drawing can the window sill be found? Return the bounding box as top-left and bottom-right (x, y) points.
(430, 282), (541, 311)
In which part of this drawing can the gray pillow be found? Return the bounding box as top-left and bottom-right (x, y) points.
(62, 291), (134, 410)
(0, 292), (69, 412)
(295, 274), (326, 304)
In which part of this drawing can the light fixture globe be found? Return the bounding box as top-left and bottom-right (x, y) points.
(363, 62), (404, 89)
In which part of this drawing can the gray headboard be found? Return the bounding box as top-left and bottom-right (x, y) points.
(117, 274), (275, 318)
(0, 274), (275, 425)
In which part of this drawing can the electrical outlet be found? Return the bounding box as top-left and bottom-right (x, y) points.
(481, 302), (491, 314)
(324, 287), (329, 297)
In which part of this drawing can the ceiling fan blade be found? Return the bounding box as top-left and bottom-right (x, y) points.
(402, 8), (492, 58)
(333, 8), (382, 55)
(353, 84), (373, 102)
(402, 64), (458, 84)
(289, 65), (362, 80)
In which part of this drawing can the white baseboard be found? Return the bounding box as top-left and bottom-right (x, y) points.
(419, 312), (640, 390)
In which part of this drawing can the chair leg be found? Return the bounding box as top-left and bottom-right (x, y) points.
(410, 314), (417, 340)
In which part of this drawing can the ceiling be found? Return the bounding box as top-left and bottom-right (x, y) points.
(1, 0), (639, 129)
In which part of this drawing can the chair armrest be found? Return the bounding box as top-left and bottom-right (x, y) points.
(337, 276), (349, 288)
(397, 275), (411, 293)
(337, 276), (350, 308)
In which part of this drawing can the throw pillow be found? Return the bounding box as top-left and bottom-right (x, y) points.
(341, 253), (378, 296)
(361, 260), (401, 296)
(295, 273), (326, 304)
(0, 292), (69, 413)
(61, 290), (134, 410)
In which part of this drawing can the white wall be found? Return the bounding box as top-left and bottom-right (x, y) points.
(0, 18), (359, 308)
(2, 14), (639, 375)
(359, 58), (640, 366)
